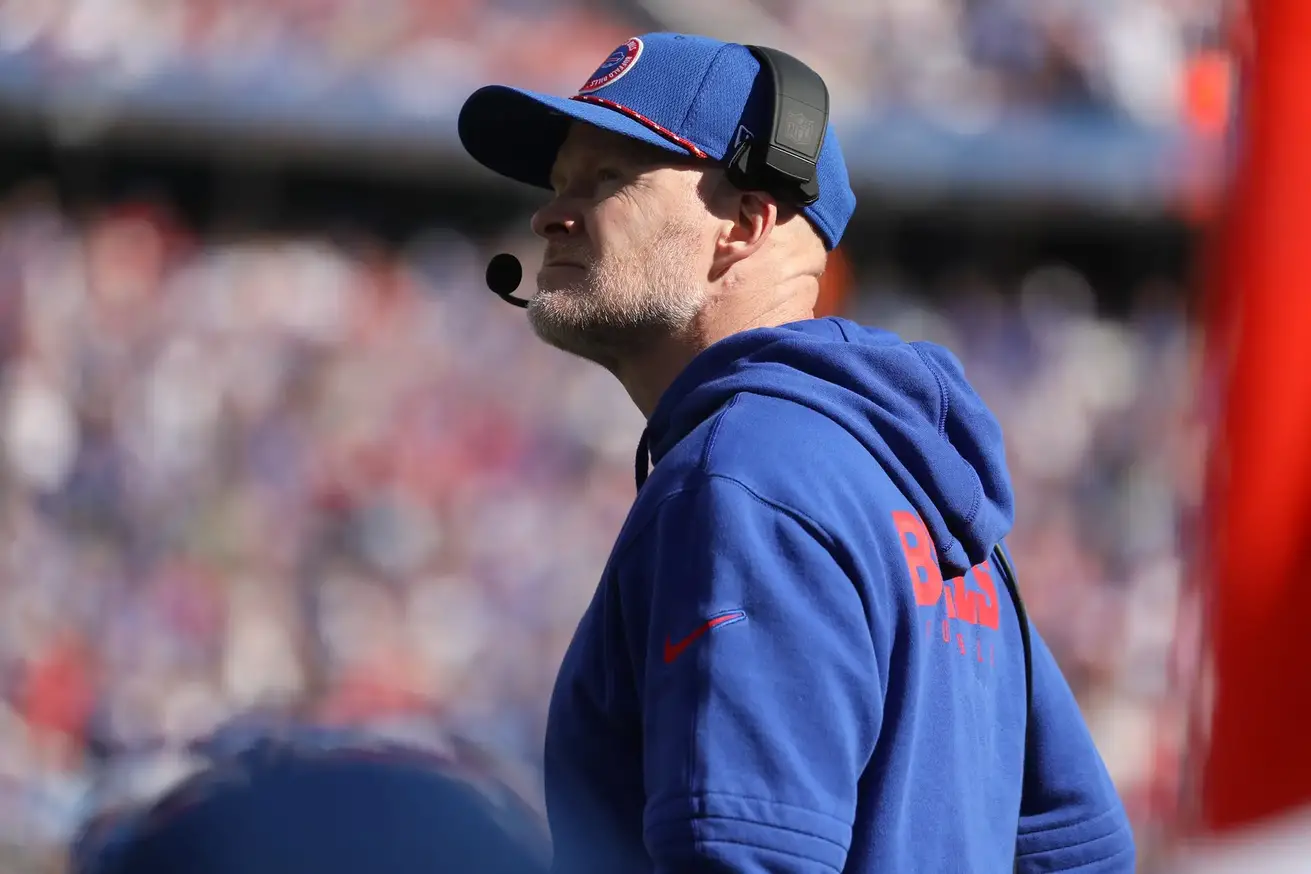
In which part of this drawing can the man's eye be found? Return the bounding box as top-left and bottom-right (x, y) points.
(596, 168), (623, 184)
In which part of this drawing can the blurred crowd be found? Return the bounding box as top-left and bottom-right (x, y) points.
(0, 0), (1234, 129)
(780, 0), (1234, 129)
(0, 184), (1202, 869)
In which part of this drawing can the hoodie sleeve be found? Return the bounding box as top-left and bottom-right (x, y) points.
(1017, 628), (1136, 871)
(618, 473), (880, 874)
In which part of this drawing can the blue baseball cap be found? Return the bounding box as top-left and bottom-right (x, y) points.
(458, 32), (855, 250)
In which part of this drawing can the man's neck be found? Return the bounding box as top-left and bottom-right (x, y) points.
(615, 347), (693, 420)
(617, 294), (817, 419)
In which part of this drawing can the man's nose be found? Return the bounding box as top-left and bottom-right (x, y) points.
(531, 197), (583, 241)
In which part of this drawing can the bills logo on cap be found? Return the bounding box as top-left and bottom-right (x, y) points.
(579, 38), (644, 94)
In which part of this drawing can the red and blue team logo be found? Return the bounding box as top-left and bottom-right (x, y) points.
(578, 38), (644, 94)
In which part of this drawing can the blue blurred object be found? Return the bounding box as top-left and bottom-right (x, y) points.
(69, 723), (551, 874)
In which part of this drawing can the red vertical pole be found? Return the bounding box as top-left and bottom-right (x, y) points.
(1198, 0), (1311, 832)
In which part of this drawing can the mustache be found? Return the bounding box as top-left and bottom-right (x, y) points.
(542, 249), (593, 269)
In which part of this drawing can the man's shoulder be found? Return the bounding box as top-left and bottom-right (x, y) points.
(703, 391), (871, 480)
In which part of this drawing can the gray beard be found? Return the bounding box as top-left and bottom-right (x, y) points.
(526, 234), (706, 369)
(527, 285), (698, 369)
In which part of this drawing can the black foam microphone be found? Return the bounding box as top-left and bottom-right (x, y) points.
(486, 253), (529, 308)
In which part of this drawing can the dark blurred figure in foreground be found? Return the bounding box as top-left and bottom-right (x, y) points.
(68, 719), (551, 874)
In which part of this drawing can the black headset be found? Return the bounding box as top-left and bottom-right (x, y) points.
(725, 45), (830, 207)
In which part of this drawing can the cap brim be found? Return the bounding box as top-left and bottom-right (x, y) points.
(457, 86), (693, 190)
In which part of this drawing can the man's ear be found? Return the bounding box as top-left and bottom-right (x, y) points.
(710, 190), (778, 280)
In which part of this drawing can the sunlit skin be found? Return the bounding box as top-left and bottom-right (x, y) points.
(527, 123), (829, 417)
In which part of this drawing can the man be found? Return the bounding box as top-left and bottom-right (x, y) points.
(458, 32), (1134, 873)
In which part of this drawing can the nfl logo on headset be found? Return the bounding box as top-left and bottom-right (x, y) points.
(783, 109), (818, 149)
(579, 38), (644, 94)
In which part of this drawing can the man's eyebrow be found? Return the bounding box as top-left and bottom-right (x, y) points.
(549, 150), (631, 187)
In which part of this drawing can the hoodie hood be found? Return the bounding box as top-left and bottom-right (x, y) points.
(640, 317), (1014, 578)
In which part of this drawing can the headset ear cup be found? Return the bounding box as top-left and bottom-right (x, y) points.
(735, 44), (827, 206)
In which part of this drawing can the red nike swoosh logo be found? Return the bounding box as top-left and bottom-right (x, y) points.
(663, 611), (747, 665)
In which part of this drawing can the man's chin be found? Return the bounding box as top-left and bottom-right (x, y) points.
(525, 299), (637, 369)
(527, 319), (613, 369)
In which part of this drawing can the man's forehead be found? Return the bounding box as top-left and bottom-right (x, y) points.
(554, 123), (696, 169)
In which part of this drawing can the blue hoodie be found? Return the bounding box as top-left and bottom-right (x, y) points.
(544, 317), (1134, 873)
